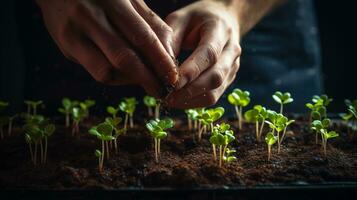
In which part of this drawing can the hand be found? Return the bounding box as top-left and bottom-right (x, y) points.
(36, 0), (178, 97)
(165, 0), (242, 108)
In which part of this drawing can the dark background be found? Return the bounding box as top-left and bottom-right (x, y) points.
(1, 0), (356, 113)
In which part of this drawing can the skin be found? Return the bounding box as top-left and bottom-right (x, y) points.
(37, 0), (283, 107)
(165, 0), (284, 109)
(36, 0), (178, 98)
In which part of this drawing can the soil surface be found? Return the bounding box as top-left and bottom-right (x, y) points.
(0, 116), (357, 189)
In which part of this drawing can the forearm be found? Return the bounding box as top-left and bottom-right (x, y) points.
(205, 0), (286, 36)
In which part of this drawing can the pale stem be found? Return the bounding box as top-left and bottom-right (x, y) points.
(203, 125), (207, 134)
(219, 145), (222, 168)
(234, 106), (240, 129)
(148, 107), (153, 117)
(158, 139), (161, 156)
(106, 141), (110, 159)
(124, 114), (128, 134)
(155, 104), (160, 119)
(255, 121), (259, 141)
(258, 121), (265, 142)
(210, 123), (214, 133)
(239, 106), (243, 129)
(154, 138), (158, 163)
(212, 144), (217, 161)
(280, 104), (283, 114)
(277, 131), (281, 154)
(101, 140), (105, 170)
(268, 145), (271, 161)
(194, 120), (198, 130)
(198, 125), (205, 142)
(114, 138), (118, 153)
(279, 127), (288, 149)
(98, 156), (101, 173)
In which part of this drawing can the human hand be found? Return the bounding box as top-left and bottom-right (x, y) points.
(165, 0), (241, 108)
(36, 0), (178, 97)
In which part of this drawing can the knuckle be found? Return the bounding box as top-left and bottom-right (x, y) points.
(166, 11), (182, 22)
(111, 49), (133, 68)
(210, 69), (224, 89)
(232, 44), (242, 56)
(205, 43), (219, 64)
(132, 28), (158, 46)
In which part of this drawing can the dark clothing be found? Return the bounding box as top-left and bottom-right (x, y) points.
(0, 0), (322, 115)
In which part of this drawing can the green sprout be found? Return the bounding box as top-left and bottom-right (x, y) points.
(340, 99), (357, 136)
(146, 118), (174, 163)
(196, 107), (225, 142)
(106, 105), (120, 118)
(311, 118), (330, 144)
(306, 95), (332, 122)
(209, 123), (236, 167)
(119, 97), (138, 132)
(105, 116), (124, 153)
(185, 109), (199, 131)
(71, 107), (86, 136)
(89, 122), (115, 172)
(272, 91), (294, 114)
(79, 99), (96, 117)
(58, 98), (78, 127)
(320, 129), (339, 156)
(265, 131), (278, 161)
(244, 105), (269, 142)
(143, 96), (161, 119)
(265, 111), (295, 154)
(24, 100), (43, 115)
(23, 115), (55, 165)
(228, 89), (250, 130)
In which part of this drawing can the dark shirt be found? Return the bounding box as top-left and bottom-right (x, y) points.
(0, 0), (322, 114)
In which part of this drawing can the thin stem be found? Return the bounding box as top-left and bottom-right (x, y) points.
(158, 139), (161, 157)
(210, 123), (214, 133)
(100, 140), (105, 171)
(129, 115), (134, 128)
(98, 156), (101, 173)
(194, 120), (198, 130)
(155, 104), (160, 119)
(239, 106), (243, 129)
(268, 145), (271, 161)
(154, 138), (158, 163)
(234, 106), (240, 129)
(277, 131), (281, 154)
(106, 141), (110, 159)
(255, 121), (259, 141)
(212, 144), (217, 161)
(219, 145), (222, 168)
(279, 127), (288, 150)
(258, 121), (265, 142)
(198, 125), (205, 142)
(124, 114), (128, 133)
(114, 138), (118, 153)
(280, 104), (283, 114)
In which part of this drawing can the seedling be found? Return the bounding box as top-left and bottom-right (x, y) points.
(119, 97), (138, 131)
(341, 99), (357, 136)
(106, 105), (120, 118)
(320, 129), (339, 156)
(143, 96), (161, 119)
(306, 95), (332, 122)
(71, 107), (86, 136)
(58, 98), (78, 127)
(196, 107), (225, 142)
(265, 111), (295, 153)
(185, 109), (199, 131)
(105, 116), (124, 153)
(146, 118), (174, 163)
(244, 105), (269, 142)
(311, 118), (330, 144)
(89, 122), (115, 172)
(23, 115), (55, 165)
(209, 123), (236, 167)
(24, 100), (43, 115)
(228, 89), (250, 129)
(79, 99), (96, 117)
(265, 131), (278, 161)
(272, 91), (293, 114)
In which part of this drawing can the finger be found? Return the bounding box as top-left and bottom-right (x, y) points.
(176, 20), (230, 89)
(167, 41), (241, 103)
(165, 11), (190, 56)
(132, 0), (175, 57)
(104, 1), (178, 86)
(72, 3), (162, 97)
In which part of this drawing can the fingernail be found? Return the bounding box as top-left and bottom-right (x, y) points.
(177, 76), (187, 89)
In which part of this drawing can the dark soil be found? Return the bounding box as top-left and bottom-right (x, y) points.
(0, 117), (357, 189)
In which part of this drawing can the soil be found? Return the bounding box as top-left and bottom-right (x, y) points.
(0, 116), (357, 189)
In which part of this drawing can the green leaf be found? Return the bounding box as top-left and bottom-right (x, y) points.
(265, 132), (278, 146)
(156, 131), (168, 139)
(89, 128), (101, 138)
(44, 124), (56, 136)
(97, 123), (113, 136)
(226, 156), (237, 162)
(95, 150), (102, 157)
(107, 106), (118, 115)
(158, 118), (174, 130)
(143, 96), (157, 107)
(62, 98), (72, 109)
